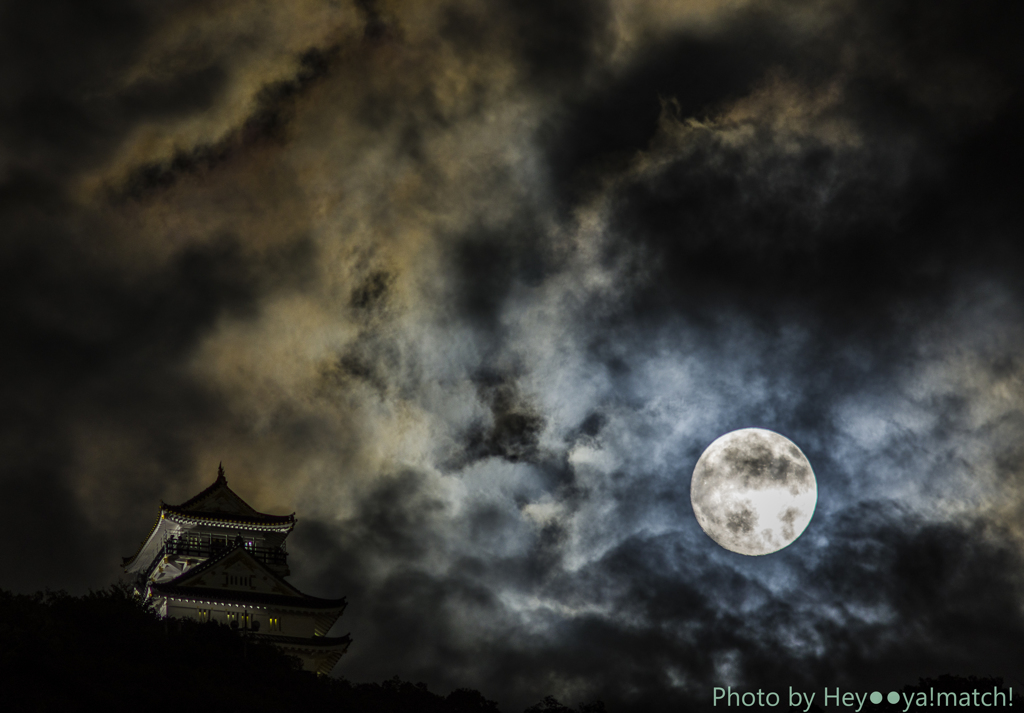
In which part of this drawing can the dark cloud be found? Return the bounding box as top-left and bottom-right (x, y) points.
(492, 505), (1024, 712)
(449, 216), (567, 335)
(441, 0), (612, 91)
(0, 467), (103, 594)
(117, 46), (337, 201)
(570, 0), (1024, 337)
(117, 64), (228, 119)
(0, 192), (316, 587)
(298, 497), (1024, 712)
(465, 377), (546, 464)
(540, 18), (808, 206)
(350, 270), (395, 311)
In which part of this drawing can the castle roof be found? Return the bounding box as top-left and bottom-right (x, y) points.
(252, 633), (352, 675)
(151, 583), (347, 611)
(122, 468), (295, 570)
(248, 633), (352, 648)
(163, 469), (295, 526)
(151, 544), (347, 635)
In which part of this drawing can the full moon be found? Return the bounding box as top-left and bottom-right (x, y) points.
(690, 428), (817, 556)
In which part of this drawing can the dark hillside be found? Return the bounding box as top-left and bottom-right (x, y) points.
(0, 585), (502, 713)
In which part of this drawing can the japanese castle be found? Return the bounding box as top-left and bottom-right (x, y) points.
(122, 465), (350, 675)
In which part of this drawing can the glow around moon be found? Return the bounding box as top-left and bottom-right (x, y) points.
(690, 428), (817, 556)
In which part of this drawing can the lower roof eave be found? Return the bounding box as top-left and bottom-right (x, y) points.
(253, 633), (352, 650)
(152, 584), (347, 611)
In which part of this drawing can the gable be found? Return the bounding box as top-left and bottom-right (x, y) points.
(172, 549), (302, 598)
(183, 483), (259, 517)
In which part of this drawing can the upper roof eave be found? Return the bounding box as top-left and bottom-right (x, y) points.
(122, 467), (296, 570)
(122, 513), (179, 572)
(122, 517), (160, 569)
(160, 505), (295, 530)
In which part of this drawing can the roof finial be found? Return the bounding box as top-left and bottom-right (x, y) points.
(217, 462), (226, 482)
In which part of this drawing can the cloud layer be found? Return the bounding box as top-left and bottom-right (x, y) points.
(2, 0), (1023, 710)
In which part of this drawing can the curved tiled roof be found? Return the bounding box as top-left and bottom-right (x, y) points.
(177, 470), (235, 510)
(122, 468), (295, 568)
(254, 633), (351, 675)
(166, 469), (295, 524)
(249, 633), (352, 648)
(161, 504), (295, 527)
(151, 584), (348, 611)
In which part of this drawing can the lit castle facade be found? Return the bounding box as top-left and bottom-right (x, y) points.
(122, 466), (350, 674)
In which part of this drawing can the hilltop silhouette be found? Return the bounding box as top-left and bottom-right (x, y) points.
(0, 585), (601, 713)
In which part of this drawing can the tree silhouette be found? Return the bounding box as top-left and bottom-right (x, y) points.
(524, 695), (607, 713)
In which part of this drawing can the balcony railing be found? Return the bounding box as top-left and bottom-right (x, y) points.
(163, 536), (288, 567)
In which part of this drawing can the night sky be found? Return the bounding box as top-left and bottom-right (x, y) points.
(2, 1), (1023, 710)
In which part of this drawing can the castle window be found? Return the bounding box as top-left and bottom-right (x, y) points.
(198, 609), (209, 623)
(269, 616), (280, 631)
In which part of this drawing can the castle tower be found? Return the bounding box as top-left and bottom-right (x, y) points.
(122, 466), (350, 675)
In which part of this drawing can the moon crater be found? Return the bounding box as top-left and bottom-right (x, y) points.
(690, 428), (817, 556)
